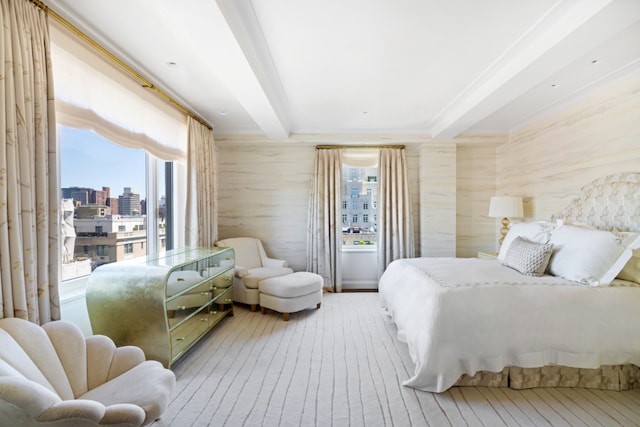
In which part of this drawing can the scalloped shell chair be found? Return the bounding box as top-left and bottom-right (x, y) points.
(0, 317), (176, 427)
(215, 237), (293, 311)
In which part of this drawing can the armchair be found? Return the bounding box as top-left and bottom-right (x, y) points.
(215, 237), (293, 311)
(0, 317), (175, 426)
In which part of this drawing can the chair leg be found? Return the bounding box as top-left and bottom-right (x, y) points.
(317, 303), (321, 309)
(250, 304), (257, 312)
(261, 307), (266, 314)
(283, 312), (289, 321)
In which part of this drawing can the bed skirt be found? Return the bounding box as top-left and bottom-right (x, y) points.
(454, 365), (640, 391)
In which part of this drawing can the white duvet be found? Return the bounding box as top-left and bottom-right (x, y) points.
(378, 257), (640, 392)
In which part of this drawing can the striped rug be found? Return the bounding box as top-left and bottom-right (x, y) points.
(156, 293), (640, 426)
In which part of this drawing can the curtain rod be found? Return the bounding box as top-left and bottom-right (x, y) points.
(316, 145), (405, 149)
(30, 0), (213, 131)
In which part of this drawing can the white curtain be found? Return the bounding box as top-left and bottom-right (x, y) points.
(185, 117), (217, 247)
(307, 148), (343, 291)
(49, 20), (187, 162)
(378, 147), (414, 277)
(0, 0), (59, 324)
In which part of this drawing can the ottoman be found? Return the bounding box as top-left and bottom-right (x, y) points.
(258, 272), (323, 321)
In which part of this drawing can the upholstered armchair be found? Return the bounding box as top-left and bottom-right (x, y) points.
(215, 237), (293, 311)
(0, 317), (175, 427)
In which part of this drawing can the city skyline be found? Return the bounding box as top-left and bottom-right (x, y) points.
(60, 127), (147, 199)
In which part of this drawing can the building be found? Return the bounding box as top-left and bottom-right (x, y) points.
(117, 187), (141, 216)
(74, 215), (152, 267)
(342, 165), (377, 245)
(62, 186), (109, 206)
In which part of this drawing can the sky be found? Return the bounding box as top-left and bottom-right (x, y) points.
(60, 127), (147, 198)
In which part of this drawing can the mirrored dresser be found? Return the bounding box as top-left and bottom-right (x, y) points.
(86, 246), (234, 367)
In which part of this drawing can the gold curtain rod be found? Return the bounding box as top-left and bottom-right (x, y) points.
(30, 0), (213, 130)
(316, 145), (405, 149)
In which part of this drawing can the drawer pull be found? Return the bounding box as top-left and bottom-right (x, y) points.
(176, 337), (185, 342)
(200, 292), (209, 296)
(201, 318), (208, 322)
(178, 305), (186, 310)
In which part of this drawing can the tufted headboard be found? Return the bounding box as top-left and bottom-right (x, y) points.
(550, 172), (640, 233)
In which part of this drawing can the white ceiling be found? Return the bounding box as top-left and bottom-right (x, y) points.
(45, 0), (640, 139)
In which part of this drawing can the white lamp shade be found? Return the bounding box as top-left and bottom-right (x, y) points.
(489, 196), (523, 218)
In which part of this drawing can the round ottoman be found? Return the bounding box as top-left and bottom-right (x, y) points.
(258, 272), (323, 321)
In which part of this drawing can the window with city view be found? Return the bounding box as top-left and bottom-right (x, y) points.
(342, 164), (378, 246)
(60, 127), (169, 281)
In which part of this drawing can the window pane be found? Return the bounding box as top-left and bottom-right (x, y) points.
(60, 127), (153, 280)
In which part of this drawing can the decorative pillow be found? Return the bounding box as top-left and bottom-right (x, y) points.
(547, 225), (640, 286)
(617, 249), (640, 283)
(498, 221), (556, 261)
(503, 237), (554, 276)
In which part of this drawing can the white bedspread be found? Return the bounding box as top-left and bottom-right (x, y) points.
(378, 257), (640, 392)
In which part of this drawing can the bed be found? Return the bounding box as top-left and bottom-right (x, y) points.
(379, 172), (640, 393)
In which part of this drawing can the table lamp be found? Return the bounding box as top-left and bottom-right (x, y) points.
(489, 196), (523, 245)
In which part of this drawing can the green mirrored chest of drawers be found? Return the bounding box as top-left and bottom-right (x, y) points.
(86, 246), (234, 368)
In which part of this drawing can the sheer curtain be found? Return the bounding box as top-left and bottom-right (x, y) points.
(307, 148), (343, 291)
(378, 147), (414, 277)
(185, 117), (217, 247)
(0, 0), (59, 323)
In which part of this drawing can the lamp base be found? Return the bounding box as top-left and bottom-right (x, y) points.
(498, 217), (510, 246)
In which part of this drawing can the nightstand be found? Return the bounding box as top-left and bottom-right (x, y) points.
(477, 251), (498, 260)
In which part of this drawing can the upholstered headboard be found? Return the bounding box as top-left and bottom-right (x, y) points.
(550, 172), (640, 233)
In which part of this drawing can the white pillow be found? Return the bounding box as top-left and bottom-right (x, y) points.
(503, 237), (554, 276)
(498, 221), (556, 261)
(547, 225), (640, 286)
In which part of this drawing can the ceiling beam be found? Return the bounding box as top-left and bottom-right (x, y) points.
(214, 0), (290, 139)
(427, 0), (639, 139)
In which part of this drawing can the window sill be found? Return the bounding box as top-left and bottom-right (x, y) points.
(342, 245), (377, 252)
(59, 276), (89, 303)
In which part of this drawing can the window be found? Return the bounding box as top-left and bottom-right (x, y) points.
(342, 158), (377, 246)
(60, 127), (172, 281)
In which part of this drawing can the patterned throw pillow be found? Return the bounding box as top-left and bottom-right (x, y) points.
(504, 236), (554, 276)
(616, 249), (640, 283)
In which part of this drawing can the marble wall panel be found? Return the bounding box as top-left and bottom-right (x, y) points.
(216, 142), (315, 271)
(498, 73), (640, 221)
(418, 144), (457, 257)
(456, 144), (499, 257)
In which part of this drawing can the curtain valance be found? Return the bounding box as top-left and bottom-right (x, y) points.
(49, 20), (187, 162)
